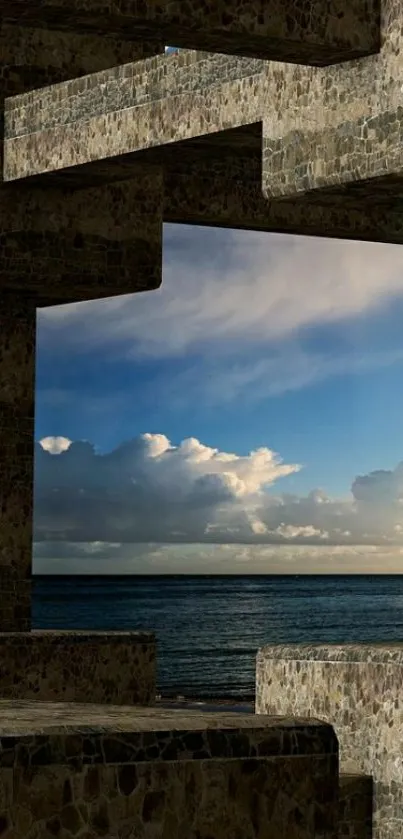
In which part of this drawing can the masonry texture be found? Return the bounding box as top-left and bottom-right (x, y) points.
(0, 0), (380, 64)
(0, 631), (156, 705)
(0, 0), (402, 836)
(0, 703), (338, 838)
(256, 644), (403, 839)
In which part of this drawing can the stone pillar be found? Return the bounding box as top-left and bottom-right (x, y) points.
(0, 22), (164, 632)
(0, 293), (36, 631)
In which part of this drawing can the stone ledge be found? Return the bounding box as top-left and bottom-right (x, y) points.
(257, 642), (403, 664)
(0, 630), (155, 705)
(0, 703), (339, 839)
(0, 701), (338, 765)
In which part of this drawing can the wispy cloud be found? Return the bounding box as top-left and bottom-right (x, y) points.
(160, 344), (403, 407)
(39, 226), (403, 361)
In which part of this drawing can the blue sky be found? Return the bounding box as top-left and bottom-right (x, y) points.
(33, 225), (403, 573)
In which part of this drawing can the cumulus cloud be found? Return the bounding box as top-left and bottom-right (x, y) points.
(39, 436), (73, 454)
(34, 433), (300, 543)
(33, 433), (403, 549)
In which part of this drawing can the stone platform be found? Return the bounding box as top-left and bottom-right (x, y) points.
(256, 644), (402, 839)
(0, 701), (338, 838)
(0, 631), (155, 705)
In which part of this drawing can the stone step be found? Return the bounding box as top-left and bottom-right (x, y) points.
(0, 701), (338, 838)
(0, 630), (155, 705)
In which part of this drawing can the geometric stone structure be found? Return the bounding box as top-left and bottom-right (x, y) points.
(0, 630), (156, 705)
(0, 0), (400, 642)
(256, 645), (403, 839)
(0, 0), (401, 835)
(0, 706), (338, 838)
(2, 1), (381, 63)
(0, 23), (164, 635)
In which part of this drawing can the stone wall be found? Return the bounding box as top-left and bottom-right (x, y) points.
(0, 631), (156, 705)
(255, 644), (403, 839)
(339, 775), (373, 839)
(0, 702), (339, 838)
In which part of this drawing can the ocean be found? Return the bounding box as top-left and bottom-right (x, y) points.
(32, 574), (403, 699)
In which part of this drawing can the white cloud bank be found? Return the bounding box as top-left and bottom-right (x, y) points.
(33, 542), (403, 575)
(34, 433), (403, 553)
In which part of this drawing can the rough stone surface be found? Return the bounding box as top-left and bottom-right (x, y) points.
(0, 0), (380, 64)
(1, 174), (163, 304)
(0, 293), (36, 633)
(339, 774), (373, 839)
(0, 2), (403, 835)
(255, 644), (403, 839)
(0, 631), (156, 705)
(0, 16), (164, 633)
(0, 703), (338, 838)
(4, 0), (403, 247)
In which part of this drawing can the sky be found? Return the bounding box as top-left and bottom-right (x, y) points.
(33, 224), (403, 574)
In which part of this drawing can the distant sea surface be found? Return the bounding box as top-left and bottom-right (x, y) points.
(32, 574), (403, 699)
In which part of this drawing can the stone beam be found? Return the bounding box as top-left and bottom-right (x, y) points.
(164, 152), (403, 247)
(0, 25), (164, 302)
(5, 3), (403, 234)
(0, 23), (163, 102)
(3, 52), (264, 182)
(0, 0), (380, 65)
(260, 0), (403, 201)
(1, 173), (163, 305)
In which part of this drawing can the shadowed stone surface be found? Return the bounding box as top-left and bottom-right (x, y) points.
(0, 2), (402, 834)
(0, 0), (380, 64)
(5, 0), (403, 246)
(339, 775), (373, 839)
(0, 631), (156, 705)
(1, 174), (163, 304)
(256, 644), (403, 839)
(0, 293), (35, 634)
(0, 13), (164, 635)
(0, 704), (338, 838)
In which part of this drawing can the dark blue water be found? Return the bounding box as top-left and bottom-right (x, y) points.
(32, 574), (403, 699)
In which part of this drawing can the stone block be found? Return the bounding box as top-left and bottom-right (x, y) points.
(0, 630), (156, 705)
(0, 173), (163, 305)
(0, 703), (338, 838)
(255, 643), (403, 839)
